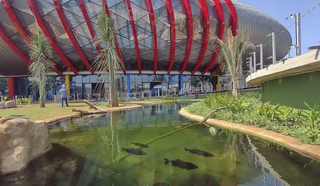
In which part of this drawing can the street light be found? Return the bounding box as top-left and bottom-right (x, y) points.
(267, 32), (276, 64)
(287, 13), (301, 56)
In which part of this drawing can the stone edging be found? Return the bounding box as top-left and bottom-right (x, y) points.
(42, 104), (142, 124)
(179, 107), (320, 162)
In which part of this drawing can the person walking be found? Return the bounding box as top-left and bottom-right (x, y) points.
(59, 85), (69, 107)
(195, 89), (199, 99)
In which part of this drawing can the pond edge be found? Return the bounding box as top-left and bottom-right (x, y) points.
(179, 107), (320, 163)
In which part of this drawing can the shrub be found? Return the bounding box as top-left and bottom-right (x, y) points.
(186, 92), (320, 145)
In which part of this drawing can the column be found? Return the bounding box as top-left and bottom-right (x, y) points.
(7, 77), (14, 99)
(127, 74), (131, 94)
(65, 74), (70, 96)
(179, 75), (183, 91)
(217, 76), (221, 91)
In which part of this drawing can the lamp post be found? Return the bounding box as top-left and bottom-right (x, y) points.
(258, 44), (263, 69)
(250, 51), (257, 73)
(267, 32), (276, 64)
(287, 13), (302, 56)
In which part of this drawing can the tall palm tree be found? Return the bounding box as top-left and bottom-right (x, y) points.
(28, 32), (55, 108)
(214, 29), (254, 97)
(93, 5), (123, 107)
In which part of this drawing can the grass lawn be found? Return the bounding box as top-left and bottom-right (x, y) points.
(0, 102), (110, 120)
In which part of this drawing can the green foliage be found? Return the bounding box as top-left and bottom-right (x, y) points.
(28, 32), (54, 108)
(161, 96), (177, 100)
(118, 97), (124, 103)
(17, 97), (33, 105)
(1, 96), (8, 102)
(186, 92), (320, 145)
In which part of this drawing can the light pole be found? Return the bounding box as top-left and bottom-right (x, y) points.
(287, 13), (302, 56)
(246, 57), (253, 74)
(258, 44), (263, 69)
(250, 51), (257, 73)
(267, 32), (276, 64)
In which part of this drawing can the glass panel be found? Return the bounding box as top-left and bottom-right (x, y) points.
(42, 11), (63, 28)
(84, 0), (101, 18)
(35, 0), (55, 17)
(44, 21), (66, 39)
(12, 8), (34, 27)
(62, 10), (85, 29)
(62, 0), (83, 17)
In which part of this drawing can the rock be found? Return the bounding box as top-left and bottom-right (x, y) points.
(0, 117), (12, 125)
(0, 102), (5, 109)
(0, 119), (51, 175)
(5, 100), (16, 108)
(1, 146), (29, 174)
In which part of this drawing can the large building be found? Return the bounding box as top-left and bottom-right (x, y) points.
(0, 0), (291, 99)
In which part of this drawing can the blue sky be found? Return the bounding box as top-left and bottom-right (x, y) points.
(238, 0), (320, 56)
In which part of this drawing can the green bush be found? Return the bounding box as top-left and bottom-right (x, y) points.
(186, 92), (320, 145)
(161, 96), (177, 100)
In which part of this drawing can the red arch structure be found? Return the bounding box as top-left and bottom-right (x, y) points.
(191, 0), (210, 75)
(53, 0), (94, 74)
(78, 0), (102, 54)
(145, 0), (158, 74)
(179, 0), (194, 74)
(0, 26), (31, 66)
(1, 0), (63, 75)
(201, 0), (225, 74)
(102, 0), (126, 74)
(211, 0), (238, 75)
(124, 0), (142, 74)
(27, 0), (79, 75)
(165, 0), (176, 74)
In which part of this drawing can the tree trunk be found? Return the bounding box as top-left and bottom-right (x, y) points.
(109, 60), (118, 107)
(39, 81), (45, 108)
(232, 78), (238, 97)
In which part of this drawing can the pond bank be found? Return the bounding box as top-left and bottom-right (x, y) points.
(43, 104), (142, 124)
(179, 107), (320, 163)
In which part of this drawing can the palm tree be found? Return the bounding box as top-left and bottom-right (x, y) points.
(214, 29), (254, 97)
(28, 32), (55, 108)
(93, 5), (123, 107)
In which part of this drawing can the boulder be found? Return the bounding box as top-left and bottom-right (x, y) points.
(0, 102), (4, 109)
(0, 118), (51, 175)
(5, 101), (16, 108)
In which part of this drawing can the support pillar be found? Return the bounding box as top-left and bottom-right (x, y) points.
(7, 77), (14, 99)
(217, 76), (221, 91)
(127, 74), (131, 94)
(179, 75), (183, 91)
(65, 74), (70, 96)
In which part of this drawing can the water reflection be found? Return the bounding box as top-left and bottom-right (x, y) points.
(1, 103), (320, 186)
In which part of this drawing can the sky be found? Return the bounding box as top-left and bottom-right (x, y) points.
(237, 0), (320, 56)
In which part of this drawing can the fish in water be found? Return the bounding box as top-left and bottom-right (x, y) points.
(164, 158), (198, 170)
(122, 148), (147, 155)
(132, 142), (149, 148)
(153, 182), (170, 186)
(185, 147), (214, 157)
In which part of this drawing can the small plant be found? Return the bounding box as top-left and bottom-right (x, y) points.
(1, 96), (8, 102)
(302, 102), (320, 129)
(17, 98), (22, 105)
(118, 97), (124, 103)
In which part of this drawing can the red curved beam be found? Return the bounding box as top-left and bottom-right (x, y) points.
(1, 0), (30, 43)
(78, 0), (101, 54)
(102, 0), (126, 74)
(210, 0), (237, 74)
(191, 0), (210, 75)
(165, 0), (176, 74)
(145, 0), (158, 74)
(124, 0), (142, 74)
(0, 26), (63, 75)
(179, 0), (193, 74)
(53, 0), (94, 74)
(201, 0), (225, 74)
(1, 0), (62, 75)
(0, 26), (31, 65)
(27, 0), (78, 75)
(211, 64), (221, 75)
(223, 0), (238, 36)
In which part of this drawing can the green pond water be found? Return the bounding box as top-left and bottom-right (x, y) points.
(1, 103), (320, 186)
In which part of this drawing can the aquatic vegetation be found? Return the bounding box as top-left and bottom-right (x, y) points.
(186, 92), (320, 144)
